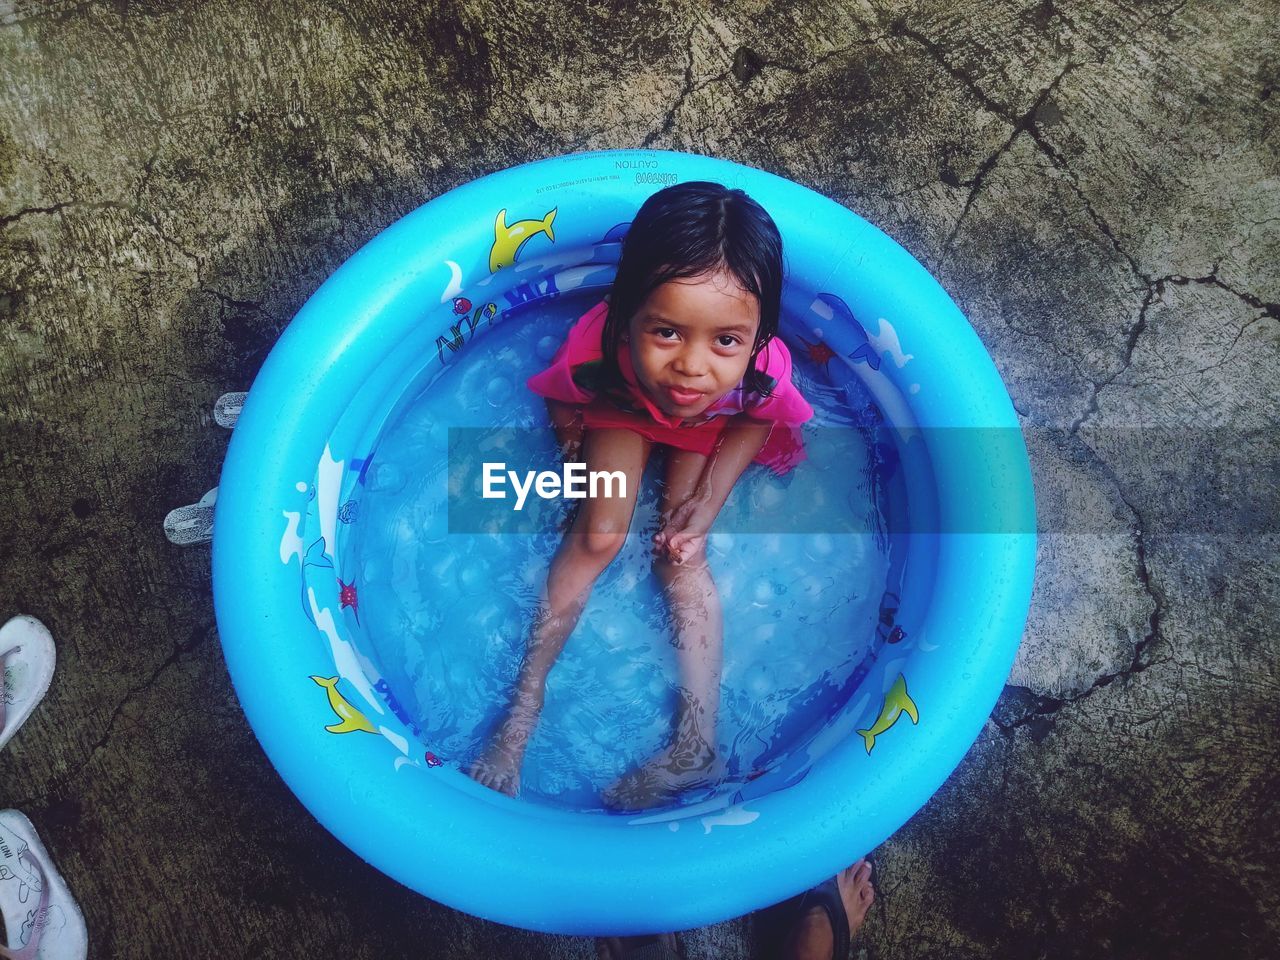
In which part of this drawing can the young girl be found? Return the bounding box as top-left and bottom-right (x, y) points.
(468, 181), (814, 808)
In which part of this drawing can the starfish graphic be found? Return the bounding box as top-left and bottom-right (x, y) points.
(337, 578), (359, 622)
(798, 335), (837, 367)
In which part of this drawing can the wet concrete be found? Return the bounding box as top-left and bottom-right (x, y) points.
(1, 1), (1276, 957)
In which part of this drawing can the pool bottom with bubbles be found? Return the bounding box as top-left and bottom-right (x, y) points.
(349, 289), (914, 812)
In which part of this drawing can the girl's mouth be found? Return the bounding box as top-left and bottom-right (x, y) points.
(665, 385), (704, 405)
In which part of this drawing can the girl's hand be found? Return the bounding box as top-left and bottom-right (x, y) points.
(653, 493), (719, 565)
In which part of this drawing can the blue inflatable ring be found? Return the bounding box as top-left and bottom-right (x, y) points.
(212, 149), (1035, 934)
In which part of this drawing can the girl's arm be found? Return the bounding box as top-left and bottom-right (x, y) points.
(656, 414), (773, 563)
(693, 414), (773, 512)
(546, 398), (585, 462)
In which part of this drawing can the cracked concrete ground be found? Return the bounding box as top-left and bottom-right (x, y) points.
(1, 1), (1277, 957)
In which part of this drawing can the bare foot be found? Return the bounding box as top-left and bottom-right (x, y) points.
(467, 705), (539, 797)
(467, 744), (522, 797)
(785, 860), (875, 960)
(603, 731), (725, 811)
(596, 932), (682, 959)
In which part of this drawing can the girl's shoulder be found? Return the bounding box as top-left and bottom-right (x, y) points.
(740, 335), (814, 426)
(755, 333), (796, 378)
(562, 299), (610, 393)
(563, 298), (609, 345)
(525, 299), (612, 405)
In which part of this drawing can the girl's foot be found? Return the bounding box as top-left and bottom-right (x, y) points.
(603, 731), (725, 811)
(467, 742), (523, 797)
(467, 709), (538, 797)
(784, 860), (875, 960)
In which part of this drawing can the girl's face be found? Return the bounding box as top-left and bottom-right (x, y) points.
(625, 268), (762, 419)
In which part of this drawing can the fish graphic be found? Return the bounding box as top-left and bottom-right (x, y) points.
(600, 221), (631, 243)
(700, 804), (760, 834)
(299, 535), (333, 626)
(489, 207), (556, 272)
(856, 673), (918, 754)
(813, 292), (881, 370)
(311, 676), (377, 734)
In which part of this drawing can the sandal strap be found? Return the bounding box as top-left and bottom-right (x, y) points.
(0, 847), (52, 960)
(795, 876), (850, 960)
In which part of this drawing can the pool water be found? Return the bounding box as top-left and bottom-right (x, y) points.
(349, 290), (909, 811)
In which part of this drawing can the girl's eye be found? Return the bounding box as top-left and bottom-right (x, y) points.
(717, 335), (741, 348)
(654, 327), (678, 340)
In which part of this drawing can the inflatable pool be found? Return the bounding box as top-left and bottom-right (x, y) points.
(211, 149), (1035, 934)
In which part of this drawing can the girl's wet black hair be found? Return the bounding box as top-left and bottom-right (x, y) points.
(598, 180), (785, 401)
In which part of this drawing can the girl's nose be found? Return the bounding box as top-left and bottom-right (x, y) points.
(675, 346), (711, 378)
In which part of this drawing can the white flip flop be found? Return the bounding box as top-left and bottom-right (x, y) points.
(0, 810), (87, 960)
(213, 391), (246, 428)
(162, 392), (244, 547)
(162, 487), (217, 546)
(0, 618), (55, 752)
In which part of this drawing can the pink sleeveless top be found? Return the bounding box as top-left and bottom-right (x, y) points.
(526, 299), (814, 476)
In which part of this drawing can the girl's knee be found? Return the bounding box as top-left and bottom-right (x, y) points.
(570, 502), (634, 562)
(577, 528), (628, 562)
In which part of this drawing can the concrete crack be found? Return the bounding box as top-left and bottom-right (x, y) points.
(639, 25), (888, 147)
(887, 21), (1101, 258)
(642, 25), (701, 148)
(1168, 269), (1280, 323)
(1068, 278), (1162, 435)
(202, 286), (283, 324)
(0, 201), (102, 228)
(1069, 266), (1278, 433)
(0, 198), (204, 278)
(994, 439), (1168, 738)
(889, 21), (1025, 125)
(15, 626), (210, 807)
(944, 62), (1082, 250)
(890, 7), (1197, 271)
(738, 33), (889, 81)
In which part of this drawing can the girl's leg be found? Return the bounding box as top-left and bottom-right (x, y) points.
(469, 426), (651, 797)
(605, 447), (725, 810)
(654, 447), (723, 745)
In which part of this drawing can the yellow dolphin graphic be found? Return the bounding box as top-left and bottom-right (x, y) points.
(489, 207), (556, 272)
(856, 673), (918, 754)
(311, 675), (377, 734)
